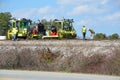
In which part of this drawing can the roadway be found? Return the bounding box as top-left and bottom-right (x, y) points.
(0, 70), (120, 80)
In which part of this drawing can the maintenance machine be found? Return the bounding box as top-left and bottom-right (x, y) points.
(7, 18), (31, 39)
(42, 19), (77, 39)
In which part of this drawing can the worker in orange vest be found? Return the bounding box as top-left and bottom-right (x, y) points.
(33, 27), (38, 35)
(50, 25), (57, 36)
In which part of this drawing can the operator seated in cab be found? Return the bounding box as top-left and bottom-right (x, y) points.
(50, 25), (57, 36)
(32, 27), (38, 35)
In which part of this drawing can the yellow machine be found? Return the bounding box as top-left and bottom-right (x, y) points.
(7, 18), (76, 40)
(7, 18), (31, 39)
(42, 19), (77, 39)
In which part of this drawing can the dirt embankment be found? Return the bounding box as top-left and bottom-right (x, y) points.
(0, 40), (120, 76)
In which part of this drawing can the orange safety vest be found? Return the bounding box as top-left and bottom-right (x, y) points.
(50, 32), (57, 36)
(33, 29), (37, 34)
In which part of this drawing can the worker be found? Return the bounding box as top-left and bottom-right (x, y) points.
(32, 27), (38, 35)
(12, 27), (18, 41)
(38, 23), (45, 35)
(82, 26), (87, 40)
(51, 25), (57, 33)
(50, 25), (57, 36)
(50, 31), (57, 36)
(89, 29), (95, 39)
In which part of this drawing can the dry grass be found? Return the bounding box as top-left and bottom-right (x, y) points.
(0, 46), (120, 76)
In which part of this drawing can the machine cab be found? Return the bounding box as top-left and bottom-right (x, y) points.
(16, 18), (31, 37)
(54, 19), (77, 39)
(7, 18), (31, 39)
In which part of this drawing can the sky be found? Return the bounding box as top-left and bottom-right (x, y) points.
(0, 0), (120, 37)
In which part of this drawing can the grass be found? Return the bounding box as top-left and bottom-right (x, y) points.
(0, 46), (120, 76)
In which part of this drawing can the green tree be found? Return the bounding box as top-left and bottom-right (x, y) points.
(94, 33), (106, 39)
(41, 19), (47, 25)
(0, 12), (12, 36)
(108, 33), (119, 39)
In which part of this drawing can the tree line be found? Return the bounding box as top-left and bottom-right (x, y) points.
(0, 12), (119, 39)
(94, 33), (119, 40)
(0, 12), (11, 36)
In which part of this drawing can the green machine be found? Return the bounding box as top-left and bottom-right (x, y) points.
(42, 19), (77, 39)
(7, 18), (31, 39)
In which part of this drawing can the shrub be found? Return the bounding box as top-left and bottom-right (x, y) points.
(0, 50), (18, 69)
(0, 47), (120, 76)
(37, 48), (61, 71)
(104, 48), (120, 76)
(94, 33), (107, 39)
(108, 33), (119, 39)
(80, 54), (106, 74)
(15, 49), (40, 70)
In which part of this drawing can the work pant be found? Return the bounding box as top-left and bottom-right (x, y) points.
(83, 32), (86, 40)
(13, 34), (17, 40)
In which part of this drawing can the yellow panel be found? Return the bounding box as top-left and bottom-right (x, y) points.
(18, 34), (22, 36)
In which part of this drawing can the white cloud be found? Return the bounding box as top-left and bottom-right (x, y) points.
(67, 5), (89, 16)
(67, 5), (105, 16)
(57, 0), (93, 5)
(57, 0), (110, 6)
(11, 7), (58, 20)
(12, 8), (37, 19)
(104, 12), (120, 21)
(79, 20), (86, 25)
(42, 15), (57, 20)
(101, 0), (108, 5)
(76, 20), (86, 27)
(38, 6), (56, 14)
